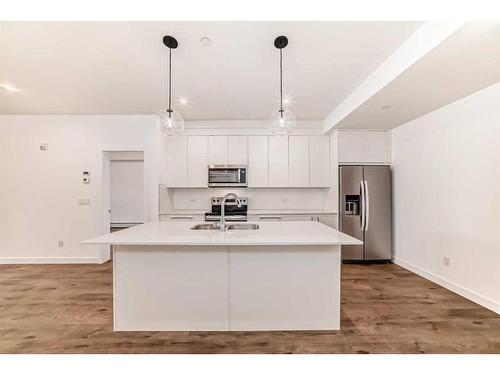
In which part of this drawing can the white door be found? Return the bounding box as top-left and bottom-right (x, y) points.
(228, 136), (248, 165)
(268, 136), (289, 187)
(208, 136), (228, 165)
(187, 136), (208, 187)
(309, 136), (330, 187)
(167, 136), (188, 187)
(110, 160), (144, 224)
(248, 136), (269, 187)
(288, 136), (309, 187)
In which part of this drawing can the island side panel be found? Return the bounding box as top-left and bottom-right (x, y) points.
(113, 245), (229, 331)
(229, 245), (341, 330)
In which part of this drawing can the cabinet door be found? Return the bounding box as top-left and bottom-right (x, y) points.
(268, 136), (289, 187)
(228, 136), (248, 165)
(166, 136), (188, 187)
(362, 131), (389, 163)
(208, 136), (228, 165)
(338, 131), (363, 163)
(288, 136), (309, 187)
(248, 136), (269, 187)
(309, 136), (330, 187)
(187, 136), (208, 187)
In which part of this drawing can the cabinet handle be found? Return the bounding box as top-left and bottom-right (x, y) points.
(259, 216), (283, 220)
(171, 216), (194, 220)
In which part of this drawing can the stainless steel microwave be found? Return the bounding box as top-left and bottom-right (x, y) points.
(208, 165), (247, 187)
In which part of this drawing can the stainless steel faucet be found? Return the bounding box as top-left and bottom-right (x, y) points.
(220, 193), (241, 231)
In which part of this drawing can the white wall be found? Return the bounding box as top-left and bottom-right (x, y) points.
(0, 115), (162, 263)
(0, 117), (335, 263)
(391, 82), (500, 313)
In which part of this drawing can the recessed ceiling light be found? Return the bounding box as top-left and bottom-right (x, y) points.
(200, 37), (212, 47)
(0, 83), (21, 93)
(178, 98), (188, 105)
(382, 105), (392, 110)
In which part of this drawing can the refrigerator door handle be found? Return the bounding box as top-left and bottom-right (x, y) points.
(364, 180), (370, 231)
(360, 180), (366, 231)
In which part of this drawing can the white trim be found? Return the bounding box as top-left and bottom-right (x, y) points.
(0, 256), (109, 264)
(394, 257), (500, 315)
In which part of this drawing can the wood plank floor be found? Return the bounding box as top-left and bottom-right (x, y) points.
(0, 262), (499, 353)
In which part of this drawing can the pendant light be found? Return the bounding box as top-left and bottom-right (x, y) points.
(158, 35), (184, 136)
(269, 35), (296, 135)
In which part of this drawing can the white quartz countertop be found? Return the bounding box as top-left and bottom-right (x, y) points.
(82, 221), (362, 246)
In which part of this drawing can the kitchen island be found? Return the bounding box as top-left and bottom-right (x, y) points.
(82, 221), (362, 331)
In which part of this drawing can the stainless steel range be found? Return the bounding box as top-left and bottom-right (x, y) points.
(205, 196), (248, 222)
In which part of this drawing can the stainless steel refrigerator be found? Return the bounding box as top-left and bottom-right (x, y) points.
(339, 165), (392, 261)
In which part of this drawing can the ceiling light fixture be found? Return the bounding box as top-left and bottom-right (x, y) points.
(0, 83), (21, 93)
(200, 37), (212, 47)
(269, 36), (296, 135)
(158, 35), (184, 136)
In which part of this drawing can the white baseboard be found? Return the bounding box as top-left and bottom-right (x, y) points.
(0, 256), (109, 264)
(394, 257), (500, 315)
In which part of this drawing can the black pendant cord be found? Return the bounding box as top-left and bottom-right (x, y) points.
(279, 48), (283, 116)
(168, 47), (172, 115)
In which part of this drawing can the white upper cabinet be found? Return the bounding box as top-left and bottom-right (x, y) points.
(227, 136), (248, 165)
(338, 131), (363, 163)
(187, 136), (208, 187)
(208, 136), (228, 165)
(338, 130), (390, 164)
(309, 136), (330, 187)
(288, 136), (309, 187)
(166, 136), (188, 187)
(248, 136), (269, 187)
(362, 131), (390, 162)
(268, 136), (289, 187)
(166, 135), (331, 188)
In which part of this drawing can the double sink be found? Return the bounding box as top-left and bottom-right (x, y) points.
(191, 223), (259, 231)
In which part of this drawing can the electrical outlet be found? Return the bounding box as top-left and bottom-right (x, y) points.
(39, 143), (48, 151)
(58, 240), (64, 248)
(443, 256), (450, 267)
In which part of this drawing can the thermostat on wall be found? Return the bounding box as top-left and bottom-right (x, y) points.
(83, 171), (90, 184)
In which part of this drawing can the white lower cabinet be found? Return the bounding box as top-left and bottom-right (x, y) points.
(290, 214), (337, 229)
(160, 214), (204, 222)
(249, 213), (337, 229)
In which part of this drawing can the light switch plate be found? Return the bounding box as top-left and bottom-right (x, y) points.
(78, 198), (91, 205)
(39, 143), (48, 151)
(443, 256), (450, 267)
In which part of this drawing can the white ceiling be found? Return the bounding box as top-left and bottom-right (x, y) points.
(334, 22), (500, 129)
(0, 21), (422, 119)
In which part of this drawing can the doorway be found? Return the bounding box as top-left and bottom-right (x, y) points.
(102, 151), (145, 261)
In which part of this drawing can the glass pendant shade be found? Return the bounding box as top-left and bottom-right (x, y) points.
(158, 108), (184, 136)
(269, 109), (296, 135)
